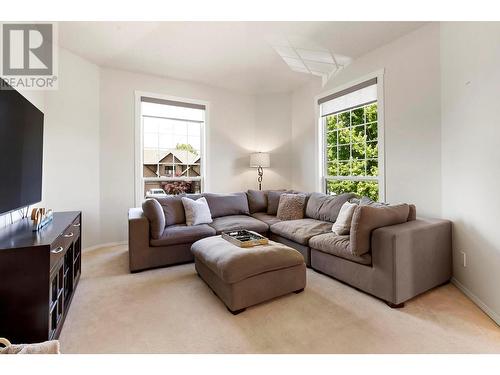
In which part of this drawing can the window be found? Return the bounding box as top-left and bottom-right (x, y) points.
(139, 96), (206, 197)
(318, 75), (383, 200)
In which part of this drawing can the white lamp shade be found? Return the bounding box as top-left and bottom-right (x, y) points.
(250, 152), (270, 168)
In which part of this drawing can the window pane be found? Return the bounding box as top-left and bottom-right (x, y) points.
(327, 161), (338, 176)
(366, 122), (378, 141)
(326, 115), (337, 132)
(365, 103), (377, 122)
(142, 99), (204, 197)
(366, 141), (378, 158)
(338, 128), (350, 145)
(338, 145), (350, 161)
(326, 179), (379, 201)
(338, 111), (350, 128)
(350, 125), (365, 144)
(145, 180), (201, 196)
(351, 142), (366, 160)
(367, 159), (378, 176)
(326, 147), (337, 163)
(338, 161), (350, 176)
(351, 160), (366, 176)
(326, 131), (338, 147)
(351, 107), (364, 126)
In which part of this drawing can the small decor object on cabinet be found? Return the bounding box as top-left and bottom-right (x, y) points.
(249, 152), (270, 190)
(31, 208), (54, 231)
(221, 230), (269, 248)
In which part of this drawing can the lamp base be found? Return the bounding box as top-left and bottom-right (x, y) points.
(257, 166), (263, 191)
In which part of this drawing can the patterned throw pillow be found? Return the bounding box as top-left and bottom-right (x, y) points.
(276, 194), (306, 221)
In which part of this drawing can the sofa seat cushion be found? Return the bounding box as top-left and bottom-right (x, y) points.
(191, 236), (304, 284)
(208, 215), (269, 235)
(309, 233), (372, 265)
(270, 218), (332, 245)
(251, 212), (281, 226)
(150, 224), (216, 247)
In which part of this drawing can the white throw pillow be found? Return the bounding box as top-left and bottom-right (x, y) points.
(181, 197), (213, 226)
(332, 201), (357, 235)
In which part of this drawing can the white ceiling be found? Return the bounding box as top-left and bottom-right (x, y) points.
(58, 21), (426, 94)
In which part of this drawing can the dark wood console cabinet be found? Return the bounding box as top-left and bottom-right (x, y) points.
(0, 211), (82, 344)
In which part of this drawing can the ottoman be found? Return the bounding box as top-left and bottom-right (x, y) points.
(191, 236), (306, 314)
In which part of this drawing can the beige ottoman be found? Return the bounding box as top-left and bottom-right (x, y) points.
(191, 236), (306, 314)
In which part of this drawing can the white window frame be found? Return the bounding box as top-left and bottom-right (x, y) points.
(134, 91), (209, 206)
(314, 69), (385, 201)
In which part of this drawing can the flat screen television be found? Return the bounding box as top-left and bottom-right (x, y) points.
(0, 79), (44, 215)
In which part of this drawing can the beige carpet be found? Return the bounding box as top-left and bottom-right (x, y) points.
(59, 245), (500, 353)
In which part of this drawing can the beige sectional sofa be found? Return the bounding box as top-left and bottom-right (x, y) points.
(128, 190), (451, 307)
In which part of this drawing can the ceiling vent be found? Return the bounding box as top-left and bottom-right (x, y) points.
(270, 36), (351, 86)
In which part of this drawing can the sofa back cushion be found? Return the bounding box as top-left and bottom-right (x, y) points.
(203, 192), (250, 218)
(408, 204), (417, 221)
(154, 194), (201, 225)
(359, 196), (417, 221)
(142, 198), (166, 239)
(349, 204), (410, 256)
(266, 190), (293, 215)
(246, 190), (268, 213)
(306, 192), (356, 223)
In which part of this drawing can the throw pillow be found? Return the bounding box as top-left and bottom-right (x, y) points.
(181, 197), (213, 226)
(142, 199), (166, 239)
(277, 193), (306, 221)
(331, 201), (357, 235)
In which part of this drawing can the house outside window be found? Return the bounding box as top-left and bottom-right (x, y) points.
(139, 96), (206, 197)
(318, 74), (384, 201)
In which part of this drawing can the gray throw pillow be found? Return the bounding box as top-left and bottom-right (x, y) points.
(277, 194), (306, 221)
(142, 199), (166, 239)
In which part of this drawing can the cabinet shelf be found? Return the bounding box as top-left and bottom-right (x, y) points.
(0, 211), (82, 344)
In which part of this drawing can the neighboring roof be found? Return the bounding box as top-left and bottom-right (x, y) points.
(144, 148), (200, 165)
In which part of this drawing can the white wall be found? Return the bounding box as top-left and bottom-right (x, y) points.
(0, 48), (101, 249)
(254, 93), (292, 190)
(291, 23), (442, 218)
(43, 48), (101, 248)
(99, 68), (260, 243)
(441, 22), (500, 324)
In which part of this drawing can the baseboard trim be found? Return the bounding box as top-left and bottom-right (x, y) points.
(451, 277), (500, 326)
(83, 241), (127, 253)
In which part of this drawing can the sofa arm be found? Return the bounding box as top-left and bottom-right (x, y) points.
(371, 218), (452, 304)
(128, 208), (151, 272)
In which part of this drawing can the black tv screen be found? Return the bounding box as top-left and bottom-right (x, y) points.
(0, 80), (44, 215)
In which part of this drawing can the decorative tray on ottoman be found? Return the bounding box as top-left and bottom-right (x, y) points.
(221, 230), (269, 248)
